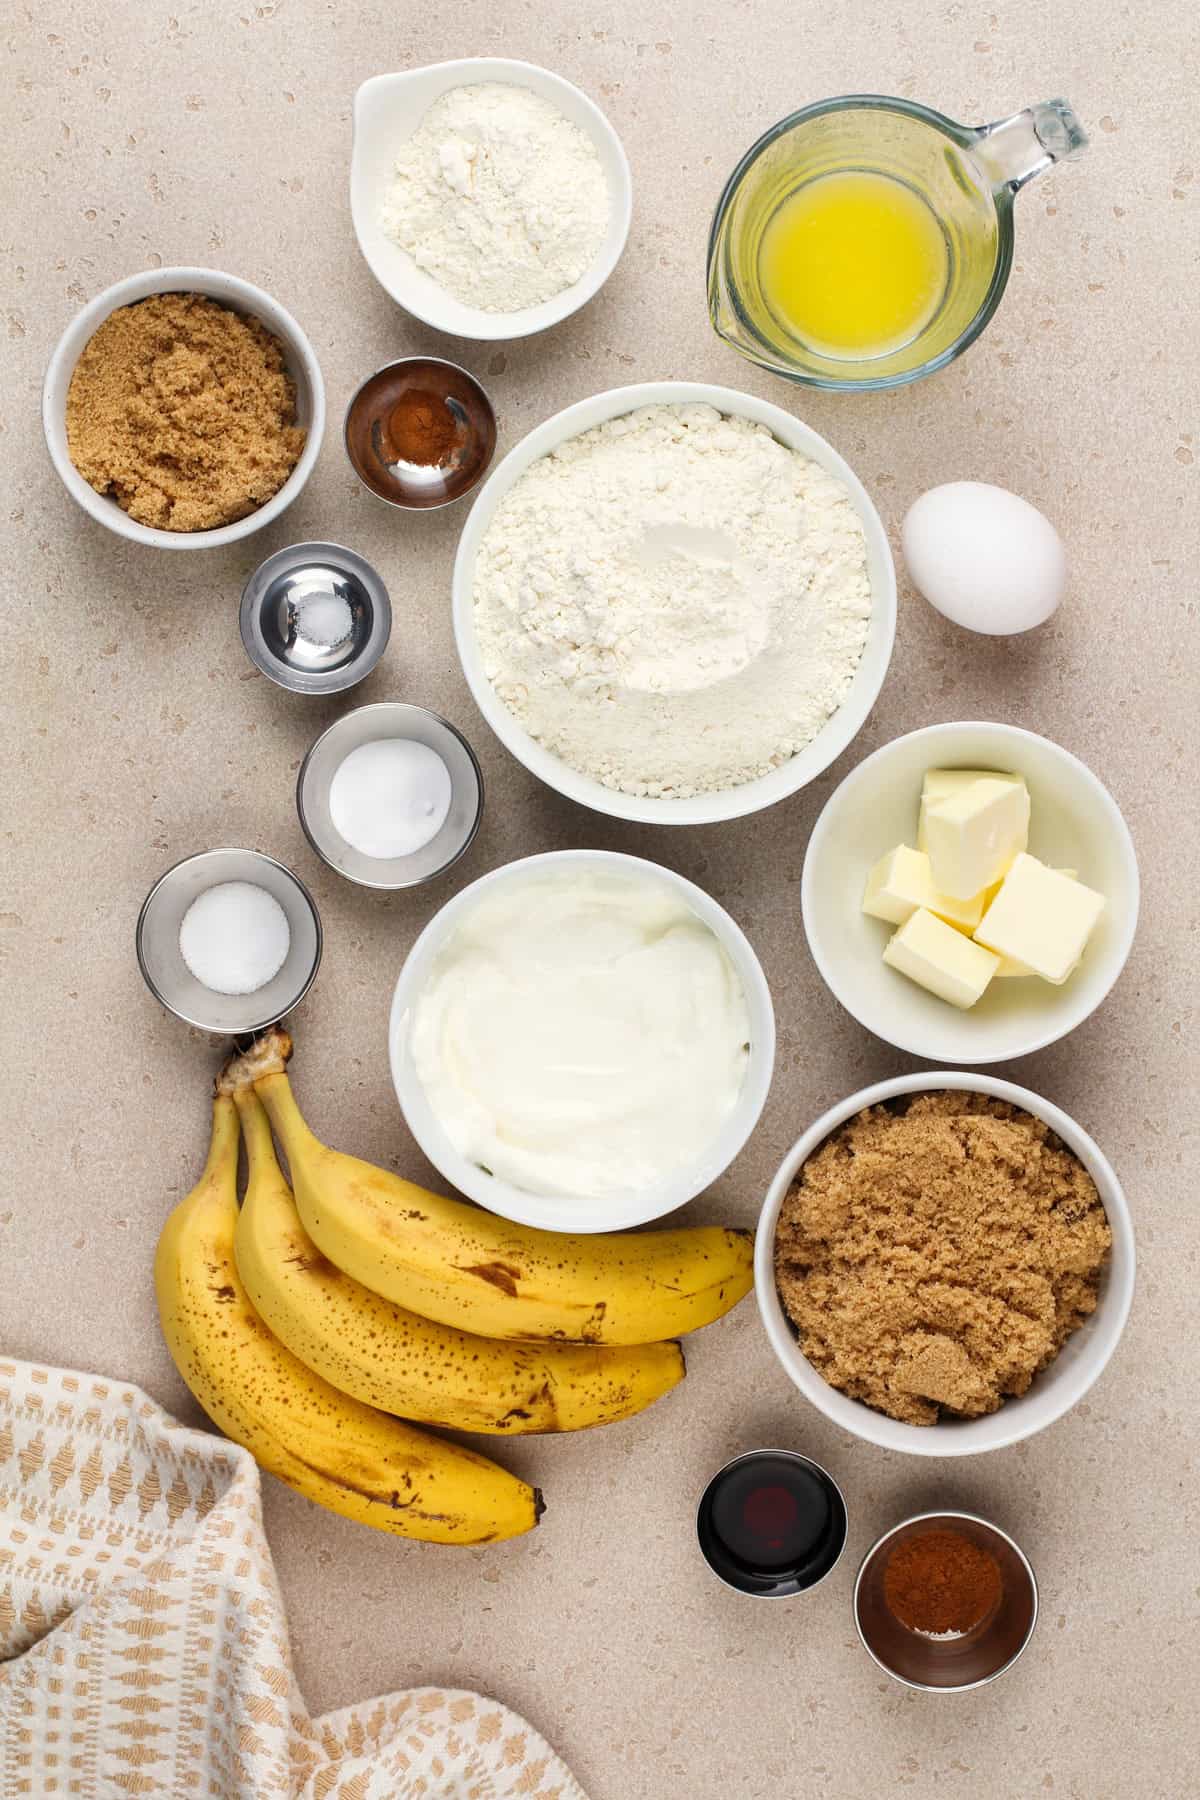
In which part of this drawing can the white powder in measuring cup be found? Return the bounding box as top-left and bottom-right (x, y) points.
(293, 591), (353, 651)
(329, 738), (453, 860)
(179, 883), (291, 996)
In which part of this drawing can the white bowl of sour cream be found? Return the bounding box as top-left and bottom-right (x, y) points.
(389, 850), (775, 1231)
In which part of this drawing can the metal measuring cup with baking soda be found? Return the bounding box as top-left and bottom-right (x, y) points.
(239, 542), (391, 695)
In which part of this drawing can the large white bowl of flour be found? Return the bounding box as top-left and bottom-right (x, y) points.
(452, 383), (897, 825)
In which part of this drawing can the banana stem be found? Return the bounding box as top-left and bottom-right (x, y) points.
(233, 1087), (282, 1183)
(255, 1071), (320, 1161)
(205, 1095), (240, 1177)
(215, 1026), (293, 1097)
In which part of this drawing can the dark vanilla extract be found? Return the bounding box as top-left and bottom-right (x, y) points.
(698, 1451), (847, 1596)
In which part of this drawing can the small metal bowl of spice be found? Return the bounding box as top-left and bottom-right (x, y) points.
(344, 357), (497, 509)
(297, 701), (484, 890)
(854, 1511), (1038, 1691)
(240, 541), (392, 695)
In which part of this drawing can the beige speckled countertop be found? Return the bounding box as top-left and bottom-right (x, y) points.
(3, 3), (1197, 1795)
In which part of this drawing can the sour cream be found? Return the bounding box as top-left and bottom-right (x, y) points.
(409, 870), (751, 1199)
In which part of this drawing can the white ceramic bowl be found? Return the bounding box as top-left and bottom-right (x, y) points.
(452, 381), (897, 825)
(389, 849), (776, 1232)
(755, 1071), (1135, 1457)
(801, 720), (1139, 1064)
(43, 266), (325, 551)
(351, 60), (633, 340)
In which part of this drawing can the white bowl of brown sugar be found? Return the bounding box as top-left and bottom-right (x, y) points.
(755, 1072), (1134, 1457)
(42, 266), (325, 550)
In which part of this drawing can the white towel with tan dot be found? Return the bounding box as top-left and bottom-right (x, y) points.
(0, 1359), (588, 1799)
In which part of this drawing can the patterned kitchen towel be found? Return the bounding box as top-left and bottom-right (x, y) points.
(0, 1359), (588, 1799)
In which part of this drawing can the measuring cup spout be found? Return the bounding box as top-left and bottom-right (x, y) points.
(970, 99), (1089, 194)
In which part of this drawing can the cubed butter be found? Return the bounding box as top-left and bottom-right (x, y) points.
(974, 854), (1105, 984)
(992, 870), (1076, 976)
(917, 768), (1024, 852)
(882, 907), (1001, 1009)
(924, 777), (1031, 899)
(862, 845), (987, 931)
(993, 956), (1034, 978)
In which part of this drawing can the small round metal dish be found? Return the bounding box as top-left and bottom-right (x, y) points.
(136, 848), (323, 1035)
(854, 1510), (1038, 1691)
(297, 702), (483, 890)
(344, 358), (497, 510)
(240, 542), (391, 695)
(696, 1448), (848, 1599)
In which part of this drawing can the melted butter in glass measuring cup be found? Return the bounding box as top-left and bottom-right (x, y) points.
(709, 98), (1087, 390)
(758, 170), (950, 360)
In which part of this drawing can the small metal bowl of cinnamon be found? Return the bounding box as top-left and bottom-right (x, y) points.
(344, 356), (497, 509)
(853, 1510), (1038, 1691)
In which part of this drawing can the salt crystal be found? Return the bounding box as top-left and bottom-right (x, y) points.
(293, 591), (354, 650)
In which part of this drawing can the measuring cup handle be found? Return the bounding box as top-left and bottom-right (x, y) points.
(970, 99), (1089, 193)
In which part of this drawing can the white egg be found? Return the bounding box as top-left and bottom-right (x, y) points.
(901, 481), (1066, 635)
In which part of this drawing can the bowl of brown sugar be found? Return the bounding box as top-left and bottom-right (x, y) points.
(754, 1072), (1135, 1457)
(43, 266), (325, 549)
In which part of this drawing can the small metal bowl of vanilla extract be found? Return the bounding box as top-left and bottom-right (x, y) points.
(696, 1448), (848, 1598)
(344, 357), (497, 509)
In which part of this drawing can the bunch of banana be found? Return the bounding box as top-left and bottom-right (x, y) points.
(230, 1083), (685, 1434)
(155, 1028), (753, 1546)
(225, 1027), (755, 1346)
(155, 1095), (543, 1544)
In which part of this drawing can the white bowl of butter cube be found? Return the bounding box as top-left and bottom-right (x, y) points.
(801, 722), (1139, 1064)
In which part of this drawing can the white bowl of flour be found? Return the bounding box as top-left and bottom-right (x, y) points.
(453, 383), (897, 825)
(351, 60), (632, 340)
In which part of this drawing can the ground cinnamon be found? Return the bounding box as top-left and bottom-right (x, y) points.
(386, 390), (462, 466)
(883, 1527), (1003, 1636)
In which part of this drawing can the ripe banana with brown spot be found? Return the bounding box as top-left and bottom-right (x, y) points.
(231, 1085), (684, 1432)
(223, 1028), (754, 1346)
(154, 1094), (542, 1544)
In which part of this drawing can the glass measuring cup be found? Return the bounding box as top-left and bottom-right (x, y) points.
(708, 95), (1088, 391)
